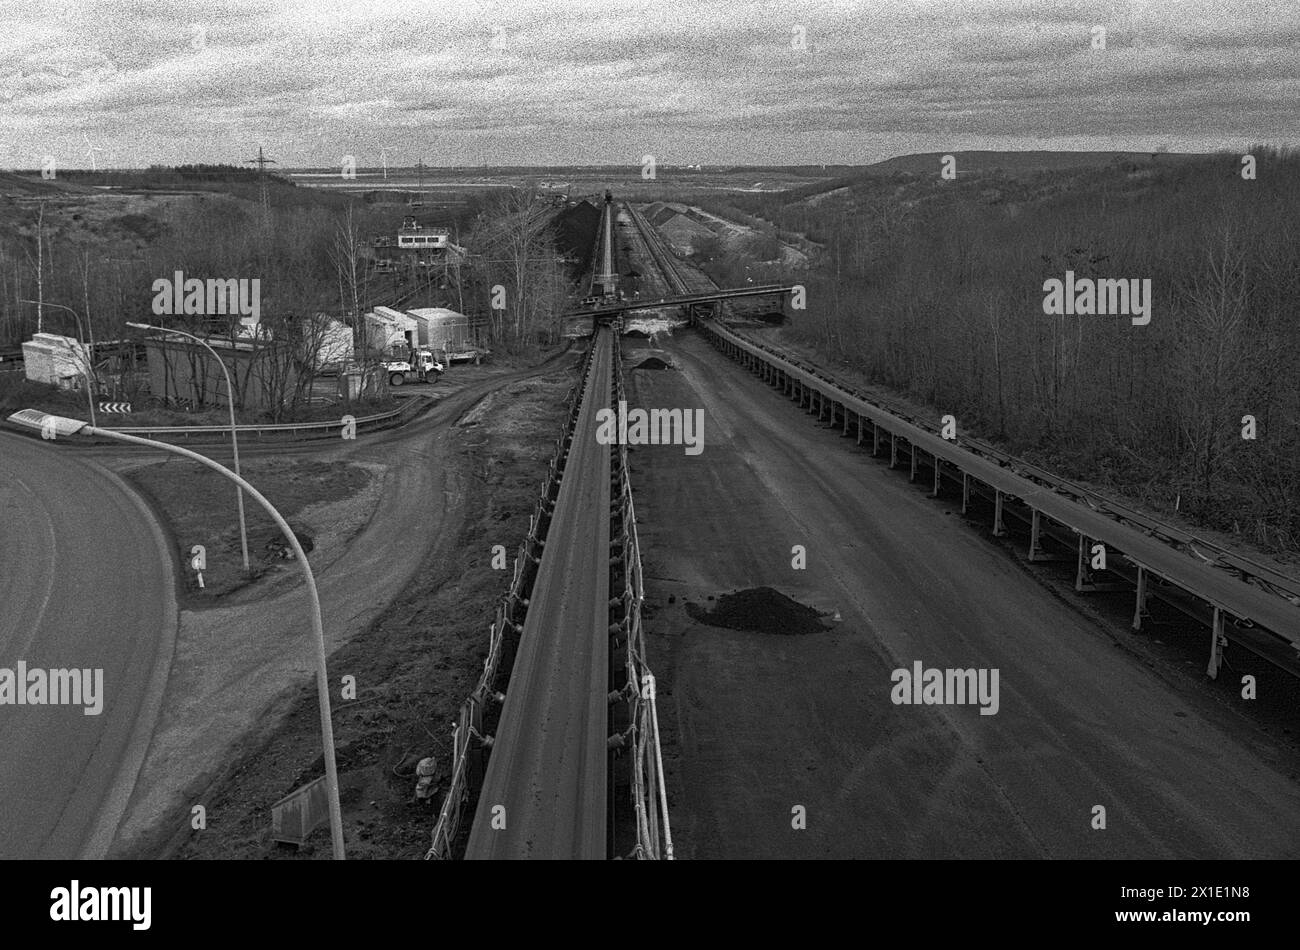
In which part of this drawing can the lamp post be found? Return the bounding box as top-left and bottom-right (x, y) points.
(21, 300), (97, 428)
(126, 322), (250, 574)
(7, 409), (347, 860)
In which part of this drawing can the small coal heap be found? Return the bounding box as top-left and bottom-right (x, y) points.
(687, 587), (826, 635)
(262, 527), (315, 560)
(633, 356), (672, 370)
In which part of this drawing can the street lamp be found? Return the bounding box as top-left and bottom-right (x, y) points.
(7, 409), (347, 860)
(21, 300), (97, 428)
(126, 322), (250, 574)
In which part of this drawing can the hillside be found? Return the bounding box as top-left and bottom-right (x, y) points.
(690, 148), (1300, 559)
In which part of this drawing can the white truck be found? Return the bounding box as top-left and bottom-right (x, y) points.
(382, 350), (443, 386)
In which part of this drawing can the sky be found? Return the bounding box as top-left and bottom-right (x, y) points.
(0, 0), (1296, 169)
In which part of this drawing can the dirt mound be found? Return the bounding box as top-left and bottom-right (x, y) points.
(633, 356), (672, 370)
(686, 587), (826, 635)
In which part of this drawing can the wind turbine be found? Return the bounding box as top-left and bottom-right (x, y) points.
(377, 145), (400, 179)
(83, 133), (102, 171)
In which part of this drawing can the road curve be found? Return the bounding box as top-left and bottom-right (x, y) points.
(0, 431), (177, 858)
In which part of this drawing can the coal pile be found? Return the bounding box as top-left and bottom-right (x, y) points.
(633, 356), (672, 370)
(687, 587), (826, 635)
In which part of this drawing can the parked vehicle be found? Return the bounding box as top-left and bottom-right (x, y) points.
(382, 350), (443, 386)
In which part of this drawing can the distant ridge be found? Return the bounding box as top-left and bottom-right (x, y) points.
(860, 149), (1213, 175)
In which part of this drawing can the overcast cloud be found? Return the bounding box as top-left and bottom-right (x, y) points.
(0, 0), (1296, 168)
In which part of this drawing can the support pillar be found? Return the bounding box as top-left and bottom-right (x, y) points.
(1132, 566), (1148, 631)
(857, 414), (864, 445)
(909, 444), (918, 482)
(873, 422), (881, 457)
(1207, 607), (1227, 679)
(1029, 508), (1044, 560)
(993, 490), (1006, 537)
(931, 458), (941, 498)
(890, 432), (898, 469)
(961, 472), (970, 514)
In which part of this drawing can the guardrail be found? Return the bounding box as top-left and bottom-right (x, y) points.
(426, 343), (597, 860)
(609, 338), (673, 860)
(0, 397), (427, 444)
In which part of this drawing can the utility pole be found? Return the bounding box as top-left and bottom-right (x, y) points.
(245, 146), (277, 228)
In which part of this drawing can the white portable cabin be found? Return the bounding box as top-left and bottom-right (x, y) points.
(406, 307), (471, 351)
(22, 333), (91, 388)
(364, 307), (419, 353)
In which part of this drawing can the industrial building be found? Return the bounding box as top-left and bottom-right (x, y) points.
(143, 333), (298, 410)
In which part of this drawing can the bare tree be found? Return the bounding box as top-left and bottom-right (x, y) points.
(466, 189), (570, 351)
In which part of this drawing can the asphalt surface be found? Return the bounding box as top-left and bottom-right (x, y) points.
(629, 332), (1300, 859)
(465, 331), (612, 860)
(0, 431), (177, 858)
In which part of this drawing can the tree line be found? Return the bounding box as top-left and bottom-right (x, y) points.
(703, 152), (1300, 556)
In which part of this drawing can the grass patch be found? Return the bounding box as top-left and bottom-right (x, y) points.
(126, 457), (373, 602)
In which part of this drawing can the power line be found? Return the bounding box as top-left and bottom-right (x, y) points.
(244, 145), (278, 227)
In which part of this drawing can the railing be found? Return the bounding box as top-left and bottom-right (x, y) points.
(700, 318), (1300, 681)
(609, 338), (673, 860)
(426, 342), (598, 859)
(719, 325), (1300, 610)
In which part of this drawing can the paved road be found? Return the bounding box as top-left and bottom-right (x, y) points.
(629, 333), (1300, 859)
(0, 431), (176, 858)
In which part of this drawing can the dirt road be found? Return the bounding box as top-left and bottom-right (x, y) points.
(105, 352), (575, 856)
(627, 332), (1300, 859)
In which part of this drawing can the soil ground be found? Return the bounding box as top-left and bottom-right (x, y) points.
(118, 363), (574, 859)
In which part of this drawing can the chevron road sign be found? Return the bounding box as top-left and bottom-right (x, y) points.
(98, 402), (132, 413)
